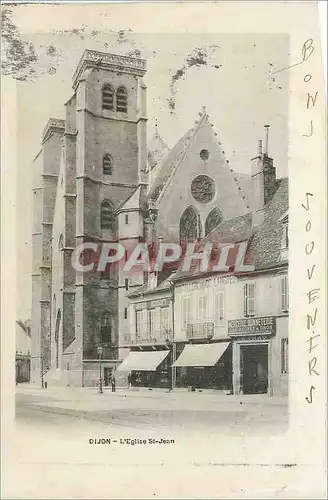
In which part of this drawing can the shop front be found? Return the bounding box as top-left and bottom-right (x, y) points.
(116, 348), (171, 388)
(229, 316), (276, 395)
(172, 341), (232, 391)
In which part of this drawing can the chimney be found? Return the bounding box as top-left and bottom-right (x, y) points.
(264, 124), (270, 155)
(251, 126), (277, 227)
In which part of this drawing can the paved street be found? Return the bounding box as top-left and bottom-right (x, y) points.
(16, 384), (288, 436)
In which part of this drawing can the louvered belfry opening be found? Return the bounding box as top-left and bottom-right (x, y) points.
(116, 86), (127, 112)
(102, 84), (114, 111)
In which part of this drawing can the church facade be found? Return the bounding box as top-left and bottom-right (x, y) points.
(30, 49), (288, 390)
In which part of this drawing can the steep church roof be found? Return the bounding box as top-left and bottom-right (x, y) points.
(148, 126), (194, 200)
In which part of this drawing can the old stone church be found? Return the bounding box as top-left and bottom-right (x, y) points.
(31, 49), (272, 387)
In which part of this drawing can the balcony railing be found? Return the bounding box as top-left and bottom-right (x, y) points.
(186, 322), (214, 340)
(124, 329), (173, 345)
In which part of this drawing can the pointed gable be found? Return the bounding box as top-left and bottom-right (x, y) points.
(148, 109), (250, 242)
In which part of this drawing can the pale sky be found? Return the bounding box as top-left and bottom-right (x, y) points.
(11, 6), (289, 320)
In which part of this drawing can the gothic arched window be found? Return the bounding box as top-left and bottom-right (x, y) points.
(102, 84), (114, 111)
(116, 86), (127, 113)
(205, 207), (222, 236)
(100, 313), (112, 344)
(180, 206), (201, 243)
(103, 154), (112, 175)
(101, 200), (114, 230)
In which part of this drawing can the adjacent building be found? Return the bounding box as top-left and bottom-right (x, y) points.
(120, 145), (289, 396)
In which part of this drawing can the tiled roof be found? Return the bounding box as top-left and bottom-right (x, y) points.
(172, 177), (288, 280)
(128, 178), (288, 297)
(248, 177), (288, 269)
(205, 213), (253, 244)
(127, 272), (175, 298)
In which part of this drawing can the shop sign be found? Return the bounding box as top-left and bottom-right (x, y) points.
(228, 316), (276, 336)
(178, 275), (237, 292)
(134, 298), (171, 311)
(148, 298), (171, 309)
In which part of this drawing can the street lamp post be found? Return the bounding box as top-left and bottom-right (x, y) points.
(168, 280), (176, 390)
(97, 346), (103, 394)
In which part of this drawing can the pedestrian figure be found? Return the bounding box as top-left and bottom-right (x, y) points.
(127, 372), (132, 389)
(111, 375), (116, 392)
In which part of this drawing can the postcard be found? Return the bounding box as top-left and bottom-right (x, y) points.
(1, 1), (326, 498)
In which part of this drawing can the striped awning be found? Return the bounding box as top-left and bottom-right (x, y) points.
(172, 342), (230, 367)
(117, 350), (170, 372)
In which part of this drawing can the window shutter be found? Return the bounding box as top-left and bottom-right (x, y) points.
(244, 284), (248, 317)
(220, 292), (224, 322)
(252, 283), (256, 316)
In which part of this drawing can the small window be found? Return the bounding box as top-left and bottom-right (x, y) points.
(200, 149), (210, 161)
(244, 283), (255, 317)
(281, 276), (289, 312)
(125, 278), (129, 291)
(102, 84), (114, 111)
(116, 86), (127, 113)
(101, 200), (114, 230)
(103, 154), (112, 175)
(124, 307), (128, 319)
(125, 214), (129, 224)
(281, 338), (288, 374)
